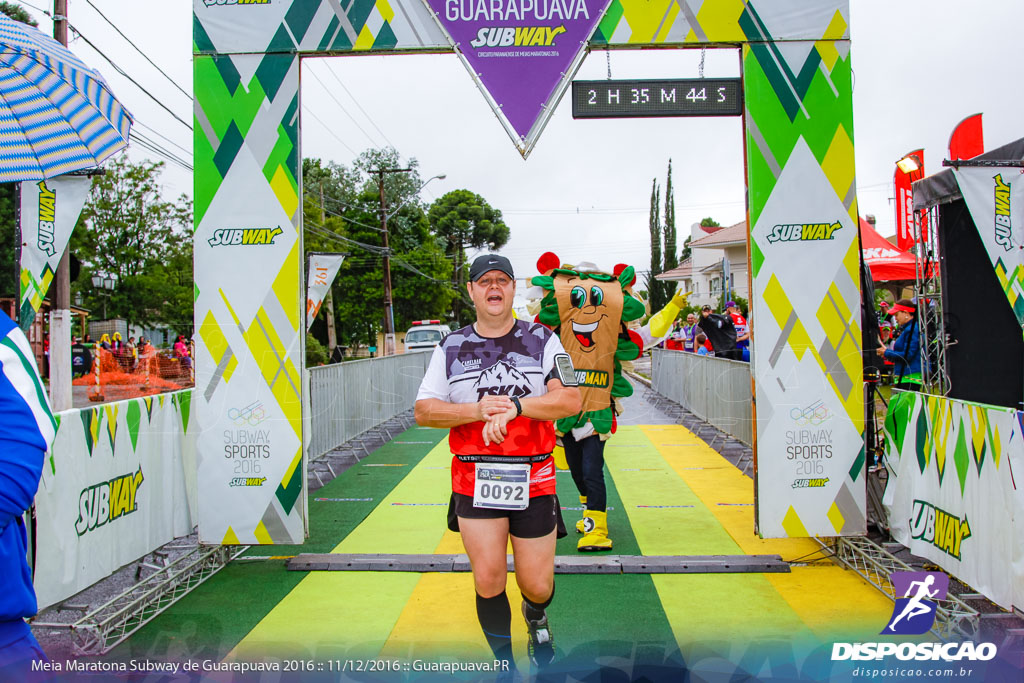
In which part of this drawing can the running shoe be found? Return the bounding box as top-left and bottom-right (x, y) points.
(522, 601), (555, 667)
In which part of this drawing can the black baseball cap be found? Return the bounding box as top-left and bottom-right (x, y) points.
(469, 254), (514, 282)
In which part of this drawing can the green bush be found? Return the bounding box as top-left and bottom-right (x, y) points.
(306, 335), (329, 366)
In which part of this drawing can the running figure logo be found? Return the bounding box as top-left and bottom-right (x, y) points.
(883, 571), (949, 635)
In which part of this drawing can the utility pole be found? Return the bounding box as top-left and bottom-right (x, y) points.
(50, 0), (72, 410)
(374, 167), (411, 356)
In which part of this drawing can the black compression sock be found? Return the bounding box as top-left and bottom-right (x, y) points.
(522, 583), (554, 621)
(476, 591), (513, 664)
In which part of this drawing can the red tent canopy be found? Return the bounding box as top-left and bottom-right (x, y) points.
(860, 218), (920, 281)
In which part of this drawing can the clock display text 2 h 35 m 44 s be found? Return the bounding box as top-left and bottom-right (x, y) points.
(571, 78), (743, 119)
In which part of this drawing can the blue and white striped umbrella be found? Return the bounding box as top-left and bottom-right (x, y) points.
(0, 14), (132, 183)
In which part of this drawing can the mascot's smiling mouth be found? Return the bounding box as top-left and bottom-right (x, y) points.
(572, 319), (600, 349)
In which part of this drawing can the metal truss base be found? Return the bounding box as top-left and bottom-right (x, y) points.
(61, 544), (246, 655)
(824, 536), (979, 641)
(287, 553), (790, 574)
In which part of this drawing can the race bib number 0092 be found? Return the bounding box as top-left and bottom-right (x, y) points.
(473, 463), (530, 510)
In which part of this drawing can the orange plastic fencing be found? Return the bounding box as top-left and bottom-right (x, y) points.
(73, 346), (193, 401)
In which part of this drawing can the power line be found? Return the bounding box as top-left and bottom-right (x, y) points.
(302, 190), (384, 234)
(134, 120), (192, 159)
(129, 130), (193, 172)
(68, 23), (193, 132)
(305, 64), (381, 150)
(319, 60), (399, 154)
(82, 0), (191, 102)
(302, 105), (357, 156)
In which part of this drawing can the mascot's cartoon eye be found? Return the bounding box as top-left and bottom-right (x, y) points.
(590, 286), (604, 306)
(570, 286), (587, 309)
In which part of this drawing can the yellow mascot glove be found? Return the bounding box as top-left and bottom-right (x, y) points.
(553, 443), (568, 470)
(648, 287), (692, 338)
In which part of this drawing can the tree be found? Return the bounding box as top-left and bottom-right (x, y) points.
(646, 177), (665, 312)
(700, 217), (721, 228)
(0, 183), (16, 297)
(662, 158), (678, 286)
(680, 236), (692, 262)
(70, 158), (193, 329)
(0, 2), (38, 25)
(427, 189), (509, 325)
(302, 151), (456, 352)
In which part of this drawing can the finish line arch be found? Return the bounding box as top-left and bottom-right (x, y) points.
(191, 0), (863, 544)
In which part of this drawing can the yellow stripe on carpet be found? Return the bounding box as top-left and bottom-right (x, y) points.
(227, 438), (454, 660)
(609, 426), (809, 650)
(381, 505), (532, 666)
(640, 425), (894, 643)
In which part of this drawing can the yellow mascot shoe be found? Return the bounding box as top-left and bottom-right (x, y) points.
(577, 510), (613, 552)
(575, 496), (587, 534)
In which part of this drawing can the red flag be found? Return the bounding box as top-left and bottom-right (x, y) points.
(949, 113), (984, 161)
(895, 149), (924, 250)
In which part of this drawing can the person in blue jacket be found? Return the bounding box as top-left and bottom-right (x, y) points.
(0, 309), (56, 673)
(876, 299), (922, 390)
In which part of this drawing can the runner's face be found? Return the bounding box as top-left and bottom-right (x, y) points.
(686, 314), (695, 324)
(469, 270), (514, 318)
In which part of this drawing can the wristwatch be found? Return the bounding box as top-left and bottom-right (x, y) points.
(510, 396), (523, 417)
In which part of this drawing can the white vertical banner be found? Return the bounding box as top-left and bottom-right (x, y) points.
(193, 52), (305, 545)
(306, 253), (345, 331)
(18, 176), (92, 329)
(952, 167), (1024, 333)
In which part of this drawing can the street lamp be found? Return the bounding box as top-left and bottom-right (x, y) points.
(375, 170), (447, 356)
(91, 273), (116, 320)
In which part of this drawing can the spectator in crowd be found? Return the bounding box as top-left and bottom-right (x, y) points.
(70, 337), (93, 379)
(98, 333), (111, 350)
(681, 313), (698, 352)
(725, 301), (750, 362)
(125, 336), (137, 372)
(876, 299), (922, 390)
(695, 333), (712, 356)
(697, 305), (741, 360)
(0, 310), (55, 674)
(173, 335), (192, 371)
(665, 320), (685, 350)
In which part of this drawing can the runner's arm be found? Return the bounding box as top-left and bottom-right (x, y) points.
(519, 378), (581, 420)
(415, 396), (513, 428)
(481, 378), (581, 445)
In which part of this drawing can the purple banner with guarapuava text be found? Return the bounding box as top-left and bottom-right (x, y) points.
(425, 0), (609, 146)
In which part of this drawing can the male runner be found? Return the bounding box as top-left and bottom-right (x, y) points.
(415, 254), (581, 675)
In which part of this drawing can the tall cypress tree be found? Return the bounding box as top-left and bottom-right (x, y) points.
(647, 177), (663, 311)
(663, 159), (677, 279)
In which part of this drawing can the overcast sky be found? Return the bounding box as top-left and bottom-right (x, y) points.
(17, 1), (1024, 286)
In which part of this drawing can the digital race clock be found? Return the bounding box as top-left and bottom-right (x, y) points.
(571, 78), (743, 119)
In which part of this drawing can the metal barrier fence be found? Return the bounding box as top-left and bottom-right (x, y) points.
(651, 348), (753, 446)
(308, 351), (433, 457)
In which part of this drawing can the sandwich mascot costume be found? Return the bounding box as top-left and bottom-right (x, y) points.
(530, 252), (689, 551)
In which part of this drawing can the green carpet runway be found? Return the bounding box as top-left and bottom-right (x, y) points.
(109, 424), (897, 679)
